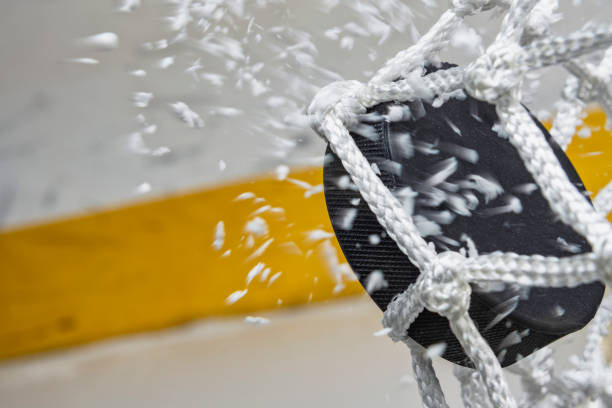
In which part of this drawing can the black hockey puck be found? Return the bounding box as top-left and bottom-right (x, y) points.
(322, 64), (604, 367)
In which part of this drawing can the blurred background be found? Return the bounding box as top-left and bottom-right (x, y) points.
(1, 0), (611, 407)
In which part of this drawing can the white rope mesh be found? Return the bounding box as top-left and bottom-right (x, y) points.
(455, 365), (495, 408)
(411, 346), (451, 408)
(308, 0), (612, 406)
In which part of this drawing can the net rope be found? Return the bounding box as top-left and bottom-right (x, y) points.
(308, 0), (612, 406)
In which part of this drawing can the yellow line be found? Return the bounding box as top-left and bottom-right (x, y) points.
(565, 109), (612, 206)
(0, 110), (610, 361)
(0, 168), (362, 359)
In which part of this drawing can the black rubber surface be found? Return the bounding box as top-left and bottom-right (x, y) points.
(322, 64), (604, 367)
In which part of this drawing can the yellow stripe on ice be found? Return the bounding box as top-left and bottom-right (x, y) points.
(0, 167), (362, 360)
(565, 108), (612, 221)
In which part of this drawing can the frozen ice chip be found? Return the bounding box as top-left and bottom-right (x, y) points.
(117, 0), (140, 12)
(447, 194), (472, 217)
(414, 215), (442, 237)
(343, 22), (369, 37)
(185, 58), (202, 79)
(127, 132), (148, 155)
(306, 229), (334, 242)
(444, 117), (462, 136)
(336, 208), (357, 230)
(142, 124), (157, 135)
(492, 122), (509, 138)
(484, 196), (523, 216)
(373, 327), (392, 337)
(399, 374), (415, 386)
(157, 56), (175, 69)
(275, 165), (290, 180)
(245, 217), (268, 237)
(68, 58), (99, 65)
(464, 174), (503, 203)
(305, 184), (323, 198)
(246, 263), (266, 285)
(278, 242), (302, 256)
(260, 268), (271, 283)
(213, 221), (225, 251)
(514, 183), (538, 195)
(267, 272), (282, 287)
(552, 305), (566, 317)
(425, 342), (447, 360)
(340, 36), (354, 50)
(129, 69), (147, 77)
(152, 147), (170, 157)
(386, 104), (410, 122)
(78, 32), (119, 51)
(250, 79), (268, 96)
(485, 296), (520, 331)
(425, 157), (458, 186)
(245, 316), (270, 325)
(337, 175), (352, 189)
(415, 140), (439, 155)
(556, 237), (581, 254)
(134, 182), (151, 194)
(497, 330), (523, 350)
(324, 27), (342, 40)
(154, 39), (168, 50)
(365, 270), (388, 293)
(209, 107), (244, 117)
(440, 143), (478, 164)
(225, 289), (248, 305)
(201, 73), (225, 86)
(460, 234), (479, 258)
(132, 92), (154, 108)
(246, 238), (274, 262)
(424, 210), (456, 226)
(380, 160), (402, 177)
(170, 102), (204, 128)
(234, 192), (255, 201)
(250, 205), (272, 216)
(287, 178), (312, 190)
(266, 96), (290, 108)
(352, 123), (379, 141)
(395, 187), (417, 216)
(577, 127), (592, 138)
(395, 132), (414, 159)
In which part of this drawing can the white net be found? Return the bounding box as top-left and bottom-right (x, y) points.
(308, 0), (612, 406)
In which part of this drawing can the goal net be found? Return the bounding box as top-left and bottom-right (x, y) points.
(308, 0), (612, 406)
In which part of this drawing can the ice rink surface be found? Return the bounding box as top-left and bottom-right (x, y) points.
(0, 297), (594, 408)
(1, 1), (610, 406)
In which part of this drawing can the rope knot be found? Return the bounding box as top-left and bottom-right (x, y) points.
(417, 252), (471, 319)
(464, 43), (526, 105)
(308, 80), (368, 139)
